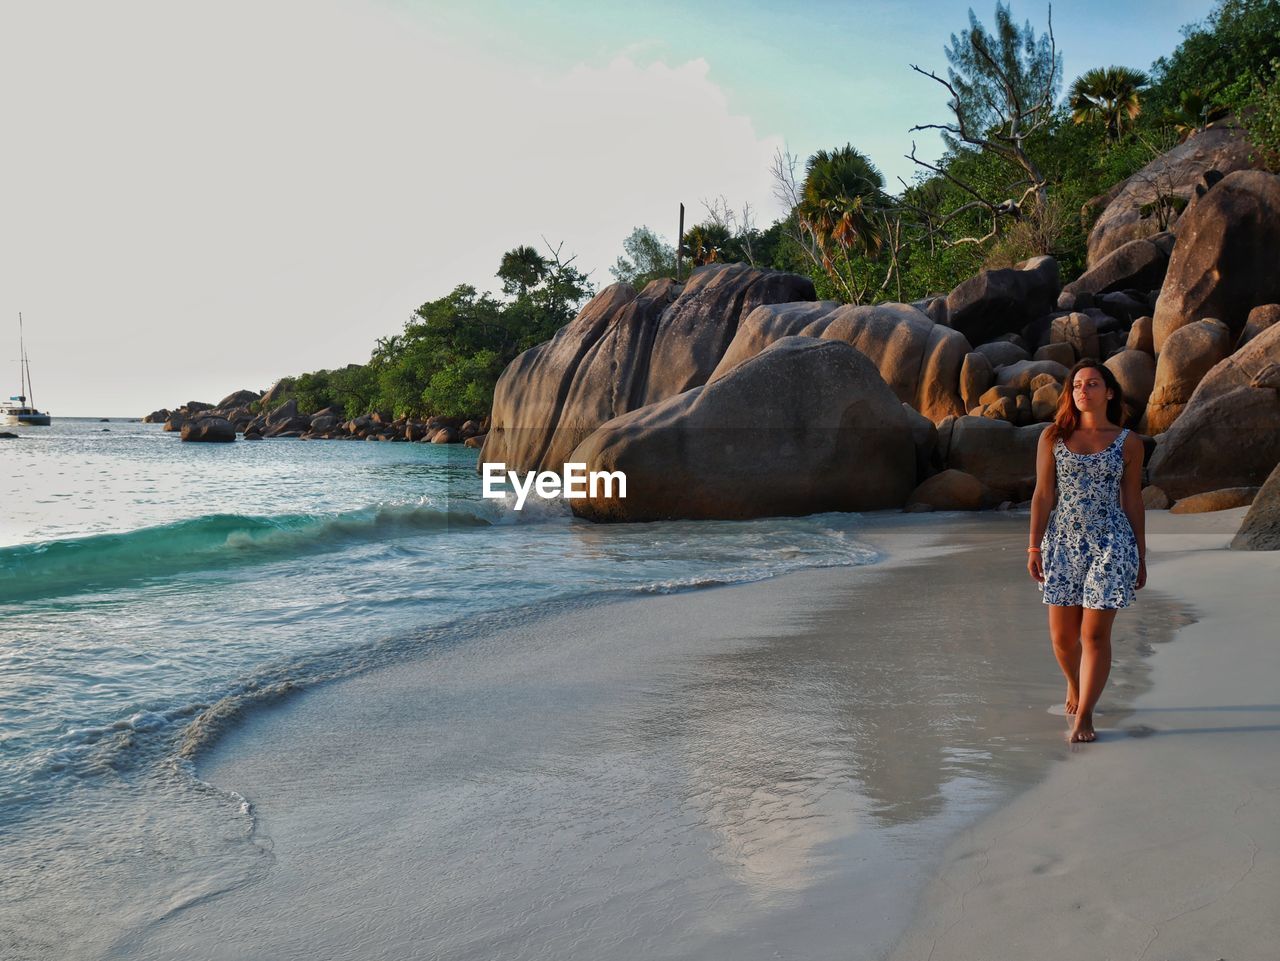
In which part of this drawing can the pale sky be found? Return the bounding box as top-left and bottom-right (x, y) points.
(1, 0), (1209, 416)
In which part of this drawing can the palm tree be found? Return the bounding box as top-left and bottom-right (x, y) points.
(1166, 87), (1229, 142)
(681, 223), (733, 267)
(797, 145), (886, 269)
(1069, 66), (1150, 142)
(497, 245), (549, 298)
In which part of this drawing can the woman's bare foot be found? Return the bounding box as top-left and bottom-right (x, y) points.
(1065, 685), (1079, 715)
(1068, 714), (1096, 743)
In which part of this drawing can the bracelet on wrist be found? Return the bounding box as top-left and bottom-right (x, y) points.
(1026, 547), (1041, 553)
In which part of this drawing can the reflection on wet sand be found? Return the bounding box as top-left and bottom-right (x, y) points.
(634, 521), (1189, 914)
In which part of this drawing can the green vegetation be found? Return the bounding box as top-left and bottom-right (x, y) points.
(268, 1), (1280, 422)
(626, 0), (1280, 305)
(266, 244), (592, 420)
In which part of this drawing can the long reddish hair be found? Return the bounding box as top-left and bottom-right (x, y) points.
(1048, 358), (1126, 441)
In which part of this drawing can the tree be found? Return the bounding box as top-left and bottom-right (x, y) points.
(909, 2), (1062, 245)
(1069, 66), (1150, 142)
(497, 245), (550, 298)
(610, 226), (677, 289)
(1164, 87), (1230, 142)
(681, 222), (733, 267)
(1149, 0), (1280, 114)
(798, 145), (887, 260)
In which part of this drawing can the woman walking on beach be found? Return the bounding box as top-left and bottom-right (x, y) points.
(1027, 359), (1146, 743)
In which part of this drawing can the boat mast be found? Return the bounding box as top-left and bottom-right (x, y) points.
(18, 312), (31, 406)
(24, 338), (35, 412)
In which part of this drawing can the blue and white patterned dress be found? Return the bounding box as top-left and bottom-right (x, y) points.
(1040, 428), (1139, 610)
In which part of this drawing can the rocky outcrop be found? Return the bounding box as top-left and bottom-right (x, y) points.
(1231, 460), (1280, 550)
(1085, 123), (1263, 266)
(945, 256), (1060, 346)
(568, 337), (917, 522)
(710, 300), (970, 423)
(482, 264), (816, 473)
(148, 394), (490, 447)
(1147, 324), (1280, 498)
(1142, 319), (1233, 434)
(180, 417), (235, 443)
(142, 409), (170, 424)
(1152, 170), (1280, 352)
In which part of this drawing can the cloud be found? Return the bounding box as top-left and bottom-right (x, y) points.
(0, 0), (784, 414)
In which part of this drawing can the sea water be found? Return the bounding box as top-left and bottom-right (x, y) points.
(0, 419), (877, 957)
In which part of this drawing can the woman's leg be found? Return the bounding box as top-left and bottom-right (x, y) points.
(1071, 608), (1119, 743)
(1048, 605), (1084, 715)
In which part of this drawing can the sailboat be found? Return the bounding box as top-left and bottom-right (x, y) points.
(2, 313), (52, 426)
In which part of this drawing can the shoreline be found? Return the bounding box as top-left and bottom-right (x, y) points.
(112, 511), (1195, 960)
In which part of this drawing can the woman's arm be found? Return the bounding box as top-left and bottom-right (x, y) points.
(1121, 432), (1147, 589)
(1027, 427), (1057, 582)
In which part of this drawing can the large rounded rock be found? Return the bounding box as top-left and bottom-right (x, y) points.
(568, 337), (916, 522)
(1170, 487), (1258, 514)
(265, 415), (313, 437)
(180, 417), (235, 443)
(1148, 323), (1280, 498)
(217, 389), (261, 409)
(1034, 342), (1075, 367)
(1152, 169), (1280, 352)
(945, 256), (1060, 347)
(1105, 349), (1156, 425)
(960, 351), (994, 411)
(1062, 237), (1169, 299)
(901, 402), (940, 483)
(705, 300), (840, 372)
(994, 359), (1069, 393)
(265, 398), (300, 425)
(1050, 312), (1099, 361)
(1239, 304), (1280, 348)
(1142, 318), (1233, 434)
(1032, 381), (1062, 422)
(1231, 460), (1280, 550)
(1127, 316), (1154, 355)
(943, 416), (1044, 501)
(974, 340), (1029, 368)
(482, 264), (815, 473)
(906, 469), (996, 511)
(1085, 124), (1262, 266)
(711, 300), (969, 423)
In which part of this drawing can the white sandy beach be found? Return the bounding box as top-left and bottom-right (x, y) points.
(106, 508), (1276, 961)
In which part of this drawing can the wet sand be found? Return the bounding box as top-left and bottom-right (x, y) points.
(112, 513), (1193, 960)
(888, 506), (1280, 961)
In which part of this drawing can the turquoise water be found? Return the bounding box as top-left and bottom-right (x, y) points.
(0, 418), (877, 955)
